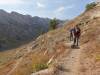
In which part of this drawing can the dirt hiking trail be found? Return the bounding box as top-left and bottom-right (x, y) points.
(32, 42), (84, 75)
(56, 42), (83, 75)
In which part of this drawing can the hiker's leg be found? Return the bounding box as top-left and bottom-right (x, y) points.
(76, 37), (79, 46)
(73, 37), (76, 45)
(70, 35), (71, 41)
(70, 34), (73, 41)
(71, 35), (73, 41)
(76, 38), (78, 46)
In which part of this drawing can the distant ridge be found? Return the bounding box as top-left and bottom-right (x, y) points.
(0, 9), (51, 50)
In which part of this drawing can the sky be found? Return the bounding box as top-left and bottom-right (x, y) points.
(0, 0), (96, 20)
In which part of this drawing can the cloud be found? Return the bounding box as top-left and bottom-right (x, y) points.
(53, 5), (75, 19)
(0, 0), (24, 5)
(55, 5), (74, 13)
(53, 6), (65, 19)
(56, 6), (65, 13)
(36, 2), (45, 8)
(66, 5), (75, 9)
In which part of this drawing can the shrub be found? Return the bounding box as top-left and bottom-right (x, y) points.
(96, 54), (100, 61)
(33, 63), (48, 72)
(86, 2), (96, 11)
(49, 18), (58, 30)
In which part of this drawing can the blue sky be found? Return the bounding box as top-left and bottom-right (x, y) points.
(0, 0), (96, 20)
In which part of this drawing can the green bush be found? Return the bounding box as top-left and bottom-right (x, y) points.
(49, 18), (58, 30)
(86, 2), (96, 11)
(33, 63), (48, 72)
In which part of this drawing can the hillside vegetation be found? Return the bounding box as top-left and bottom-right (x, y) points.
(0, 2), (100, 75)
(86, 2), (96, 11)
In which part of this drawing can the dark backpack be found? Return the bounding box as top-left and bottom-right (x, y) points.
(75, 28), (81, 37)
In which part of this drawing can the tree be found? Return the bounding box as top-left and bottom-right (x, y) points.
(49, 18), (58, 30)
(86, 2), (96, 11)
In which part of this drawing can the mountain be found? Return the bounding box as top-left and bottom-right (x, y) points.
(0, 10), (52, 50)
(0, 2), (100, 75)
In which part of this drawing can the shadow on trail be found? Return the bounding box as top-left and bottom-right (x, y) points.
(57, 65), (71, 72)
(71, 45), (80, 49)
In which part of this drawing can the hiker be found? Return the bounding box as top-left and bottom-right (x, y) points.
(73, 25), (81, 46)
(69, 27), (75, 41)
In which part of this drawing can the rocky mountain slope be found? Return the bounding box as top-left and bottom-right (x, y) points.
(0, 2), (100, 75)
(0, 10), (51, 50)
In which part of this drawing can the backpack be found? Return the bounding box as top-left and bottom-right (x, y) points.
(75, 28), (81, 37)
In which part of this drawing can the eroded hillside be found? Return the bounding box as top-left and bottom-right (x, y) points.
(0, 3), (100, 75)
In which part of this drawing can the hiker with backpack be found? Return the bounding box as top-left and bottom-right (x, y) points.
(70, 25), (81, 47)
